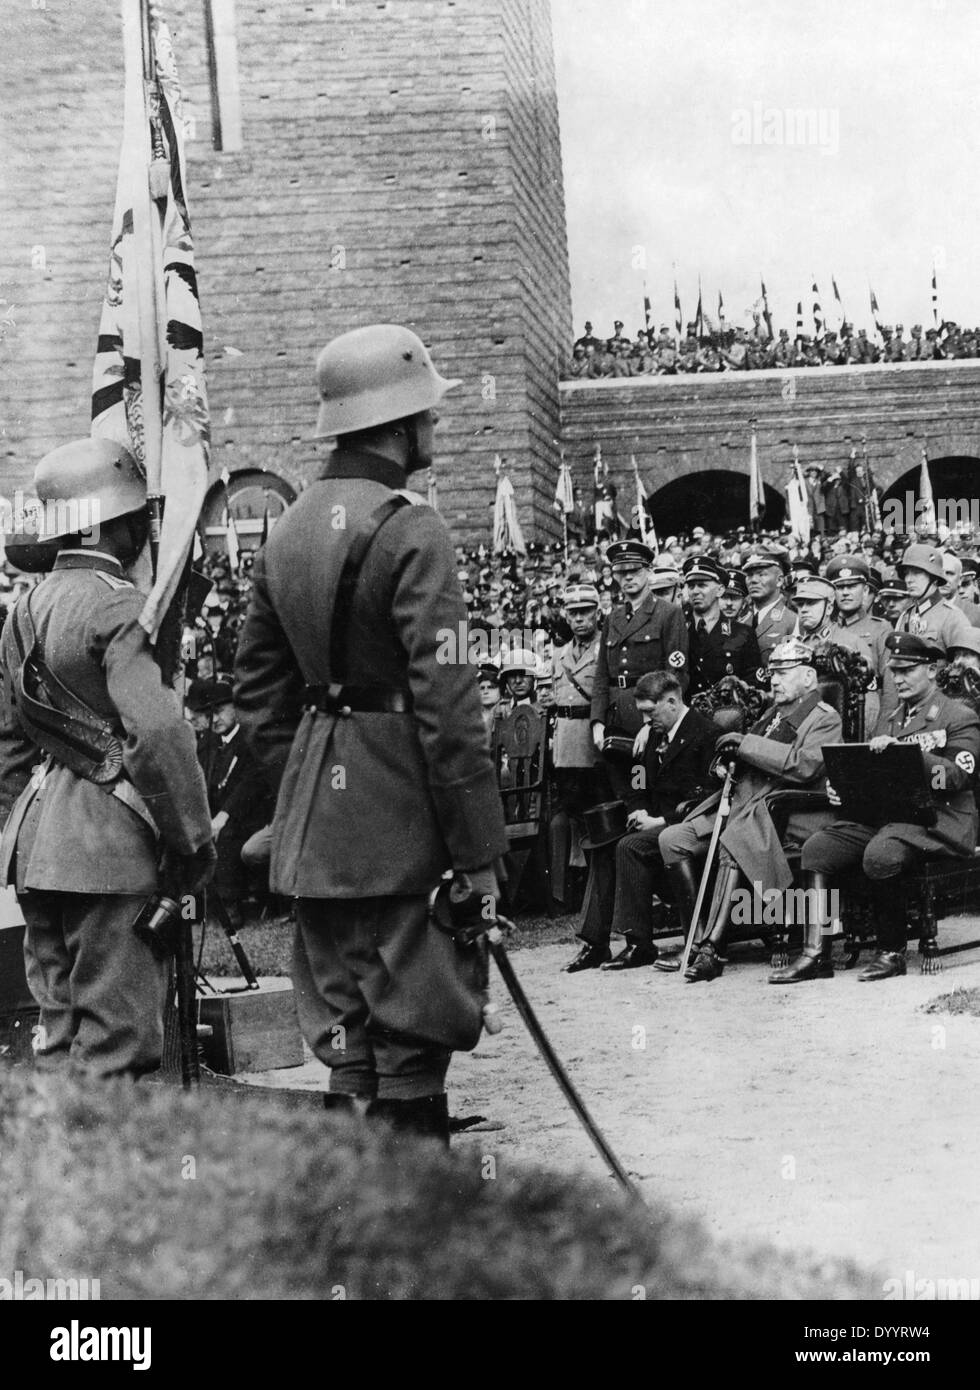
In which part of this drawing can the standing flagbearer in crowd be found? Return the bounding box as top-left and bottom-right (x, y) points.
(590, 539), (688, 798)
(234, 325), (507, 1143)
(0, 440), (215, 1078)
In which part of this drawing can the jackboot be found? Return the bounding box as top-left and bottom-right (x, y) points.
(367, 1093), (451, 1147)
(858, 878), (908, 982)
(654, 859), (702, 973)
(685, 861), (741, 982)
(769, 872), (835, 984)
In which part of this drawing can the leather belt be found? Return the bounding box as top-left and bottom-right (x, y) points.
(304, 683), (413, 715)
(616, 675), (636, 689)
(555, 706), (590, 719)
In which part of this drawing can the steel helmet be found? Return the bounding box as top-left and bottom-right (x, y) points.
(32, 437), (146, 540)
(899, 543), (946, 583)
(312, 324), (461, 438)
(499, 648), (539, 678)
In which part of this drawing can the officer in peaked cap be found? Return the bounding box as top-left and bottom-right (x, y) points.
(799, 630), (980, 983)
(0, 438), (215, 1077)
(549, 583), (608, 908)
(720, 568), (750, 623)
(742, 548), (796, 665)
(591, 539), (688, 799)
(792, 575), (837, 649)
(825, 554), (893, 727)
(878, 573), (909, 624)
(683, 554), (761, 696)
(235, 324), (507, 1142)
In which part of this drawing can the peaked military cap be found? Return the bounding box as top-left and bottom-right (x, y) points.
(768, 638), (815, 670)
(606, 539), (654, 568)
(682, 555), (727, 585)
(885, 632), (944, 667)
(185, 679), (235, 712)
(794, 576), (836, 604)
(743, 546), (788, 574)
(949, 629), (980, 659)
(825, 554), (871, 584)
(724, 569), (749, 597)
(562, 583), (600, 609)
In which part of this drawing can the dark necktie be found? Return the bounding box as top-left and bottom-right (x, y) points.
(697, 619), (707, 637)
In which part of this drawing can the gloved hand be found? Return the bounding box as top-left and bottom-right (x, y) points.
(160, 841), (218, 897)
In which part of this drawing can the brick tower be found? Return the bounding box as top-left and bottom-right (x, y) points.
(0, 0), (572, 547)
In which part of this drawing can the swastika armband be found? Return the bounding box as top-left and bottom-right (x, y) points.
(955, 751), (976, 775)
(668, 651), (685, 668)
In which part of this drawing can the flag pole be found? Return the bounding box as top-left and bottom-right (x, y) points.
(123, 0), (167, 580)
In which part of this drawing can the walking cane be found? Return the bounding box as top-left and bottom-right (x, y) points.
(677, 763), (736, 977)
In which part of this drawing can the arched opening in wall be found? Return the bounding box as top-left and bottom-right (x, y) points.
(880, 456), (980, 535)
(200, 470), (297, 558)
(646, 469), (786, 537)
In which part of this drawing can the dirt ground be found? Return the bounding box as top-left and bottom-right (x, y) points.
(245, 914), (980, 1293)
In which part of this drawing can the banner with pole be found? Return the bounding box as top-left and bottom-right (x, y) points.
(91, 1), (210, 643)
(748, 423), (765, 531)
(554, 452), (574, 561)
(786, 445), (811, 545)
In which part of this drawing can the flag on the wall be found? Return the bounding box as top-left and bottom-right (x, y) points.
(760, 277), (773, 340)
(812, 279), (823, 338)
(673, 279), (682, 340)
(748, 426), (765, 527)
(795, 301), (803, 339)
(492, 456), (526, 555)
(91, 3), (210, 641)
(870, 286), (883, 340)
(931, 265), (939, 328)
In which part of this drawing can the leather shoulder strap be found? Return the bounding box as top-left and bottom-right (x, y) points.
(328, 494), (413, 685)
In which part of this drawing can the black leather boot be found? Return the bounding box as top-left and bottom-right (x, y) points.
(859, 878), (908, 982)
(769, 872), (835, 984)
(367, 1093), (451, 1147)
(655, 859), (702, 972)
(685, 862), (741, 982)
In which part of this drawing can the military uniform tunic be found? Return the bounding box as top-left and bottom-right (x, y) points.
(687, 613), (761, 696)
(551, 635), (600, 768)
(590, 591), (688, 736)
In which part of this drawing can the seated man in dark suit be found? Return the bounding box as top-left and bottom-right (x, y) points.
(564, 670), (717, 972)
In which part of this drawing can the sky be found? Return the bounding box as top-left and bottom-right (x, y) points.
(552, 0), (980, 340)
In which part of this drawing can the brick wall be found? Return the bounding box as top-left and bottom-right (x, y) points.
(0, 0), (572, 545)
(561, 360), (980, 533)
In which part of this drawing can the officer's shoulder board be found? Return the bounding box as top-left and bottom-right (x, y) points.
(817, 700), (836, 713)
(94, 570), (134, 591)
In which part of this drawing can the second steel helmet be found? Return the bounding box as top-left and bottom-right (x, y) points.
(312, 324), (461, 438)
(899, 543), (946, 583)
(34, 437), (147, 540)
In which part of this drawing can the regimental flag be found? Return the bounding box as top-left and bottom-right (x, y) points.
(870, 286), (883, 340)
(760, 277), (773, 341)
(554, 455), (574, 515)
(748, 426), (765, 527)
(631, 455), (658, 552)
(695, 278), (704, 341)
(832, 275), (845, 329)
(786, 445), (811, 545)
(220, 466), (239, 573)
(91, 5), (209, 642)
(492, 456), (526, 555)
(862, 441), (882, 530)
(812, 279), (823, 338)
(643, 291), (652, 331)
(674, 279), (682, 340)
(718, 290), (725, 327)
(427, 469), (439, 512)
(932, 265), (939, 328)
(918, 447), (937, 537)
(260, 491), (270, 546)
(795, 300), (803, 340)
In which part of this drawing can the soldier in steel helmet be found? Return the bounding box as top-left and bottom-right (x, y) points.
(234, 324), (507, 1143)
(879, 542), (974, 714)
(0, 439), (215, 1077)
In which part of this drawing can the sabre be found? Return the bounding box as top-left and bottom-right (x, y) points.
(430, 885), (643, 1203)
(678, 763), (736, 977)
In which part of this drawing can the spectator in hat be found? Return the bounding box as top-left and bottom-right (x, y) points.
(185, 679), (275, 930)
(720, 568), (750, 624)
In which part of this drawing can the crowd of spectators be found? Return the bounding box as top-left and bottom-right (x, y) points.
(563, 318), (980, 381)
